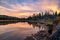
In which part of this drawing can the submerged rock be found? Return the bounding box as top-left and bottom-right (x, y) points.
(49, 28), (60, 40)
(25, 28), (60, 40)
(25, 30), (49, 40)
(24, 36), (35, 40)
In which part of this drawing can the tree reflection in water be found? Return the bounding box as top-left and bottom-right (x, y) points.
(25, 22), (58, 40)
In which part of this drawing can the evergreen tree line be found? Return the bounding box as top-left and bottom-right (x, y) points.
(27, 11), (60, 20)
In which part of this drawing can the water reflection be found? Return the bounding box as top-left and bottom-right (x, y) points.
(0, 22), (39, 40)
(0, 21), (19, 25)
(0, 22), (57, 40)
(25, 22), (58, 40)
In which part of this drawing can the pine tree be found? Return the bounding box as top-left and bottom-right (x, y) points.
(55, 11), (57, 16)
(58, 12), (60, 16)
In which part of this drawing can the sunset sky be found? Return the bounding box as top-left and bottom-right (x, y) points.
(0, 0), (60, 18)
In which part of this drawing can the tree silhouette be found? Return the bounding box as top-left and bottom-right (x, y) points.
(55, 11), (57, 16)
(58, 12), (60, 16)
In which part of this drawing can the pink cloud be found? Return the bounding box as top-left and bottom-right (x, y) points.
(0, 0), (60, 18)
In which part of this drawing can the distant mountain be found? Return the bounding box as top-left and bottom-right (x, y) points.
(0, 15), (20, 20)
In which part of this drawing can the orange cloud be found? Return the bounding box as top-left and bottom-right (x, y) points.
(0, 6), (33, 18)
(0, 0), (60, 18)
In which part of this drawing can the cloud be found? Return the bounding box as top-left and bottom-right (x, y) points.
(0, 6), (12, 15)
(0, 0), (60, 18)
(0, 0), (59, 11)
(58, 0), (60, 10)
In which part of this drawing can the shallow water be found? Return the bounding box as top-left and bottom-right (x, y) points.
(0, 22), (57, 40)
(0, 22), (40, 40)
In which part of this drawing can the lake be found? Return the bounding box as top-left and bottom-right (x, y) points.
(0, 22), (41, 40)
(0, 22), (58, 40)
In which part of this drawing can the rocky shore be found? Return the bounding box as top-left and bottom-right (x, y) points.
(25, 24), (60, 40)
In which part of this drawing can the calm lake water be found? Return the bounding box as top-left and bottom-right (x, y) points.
(0, 22), (40, 40)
